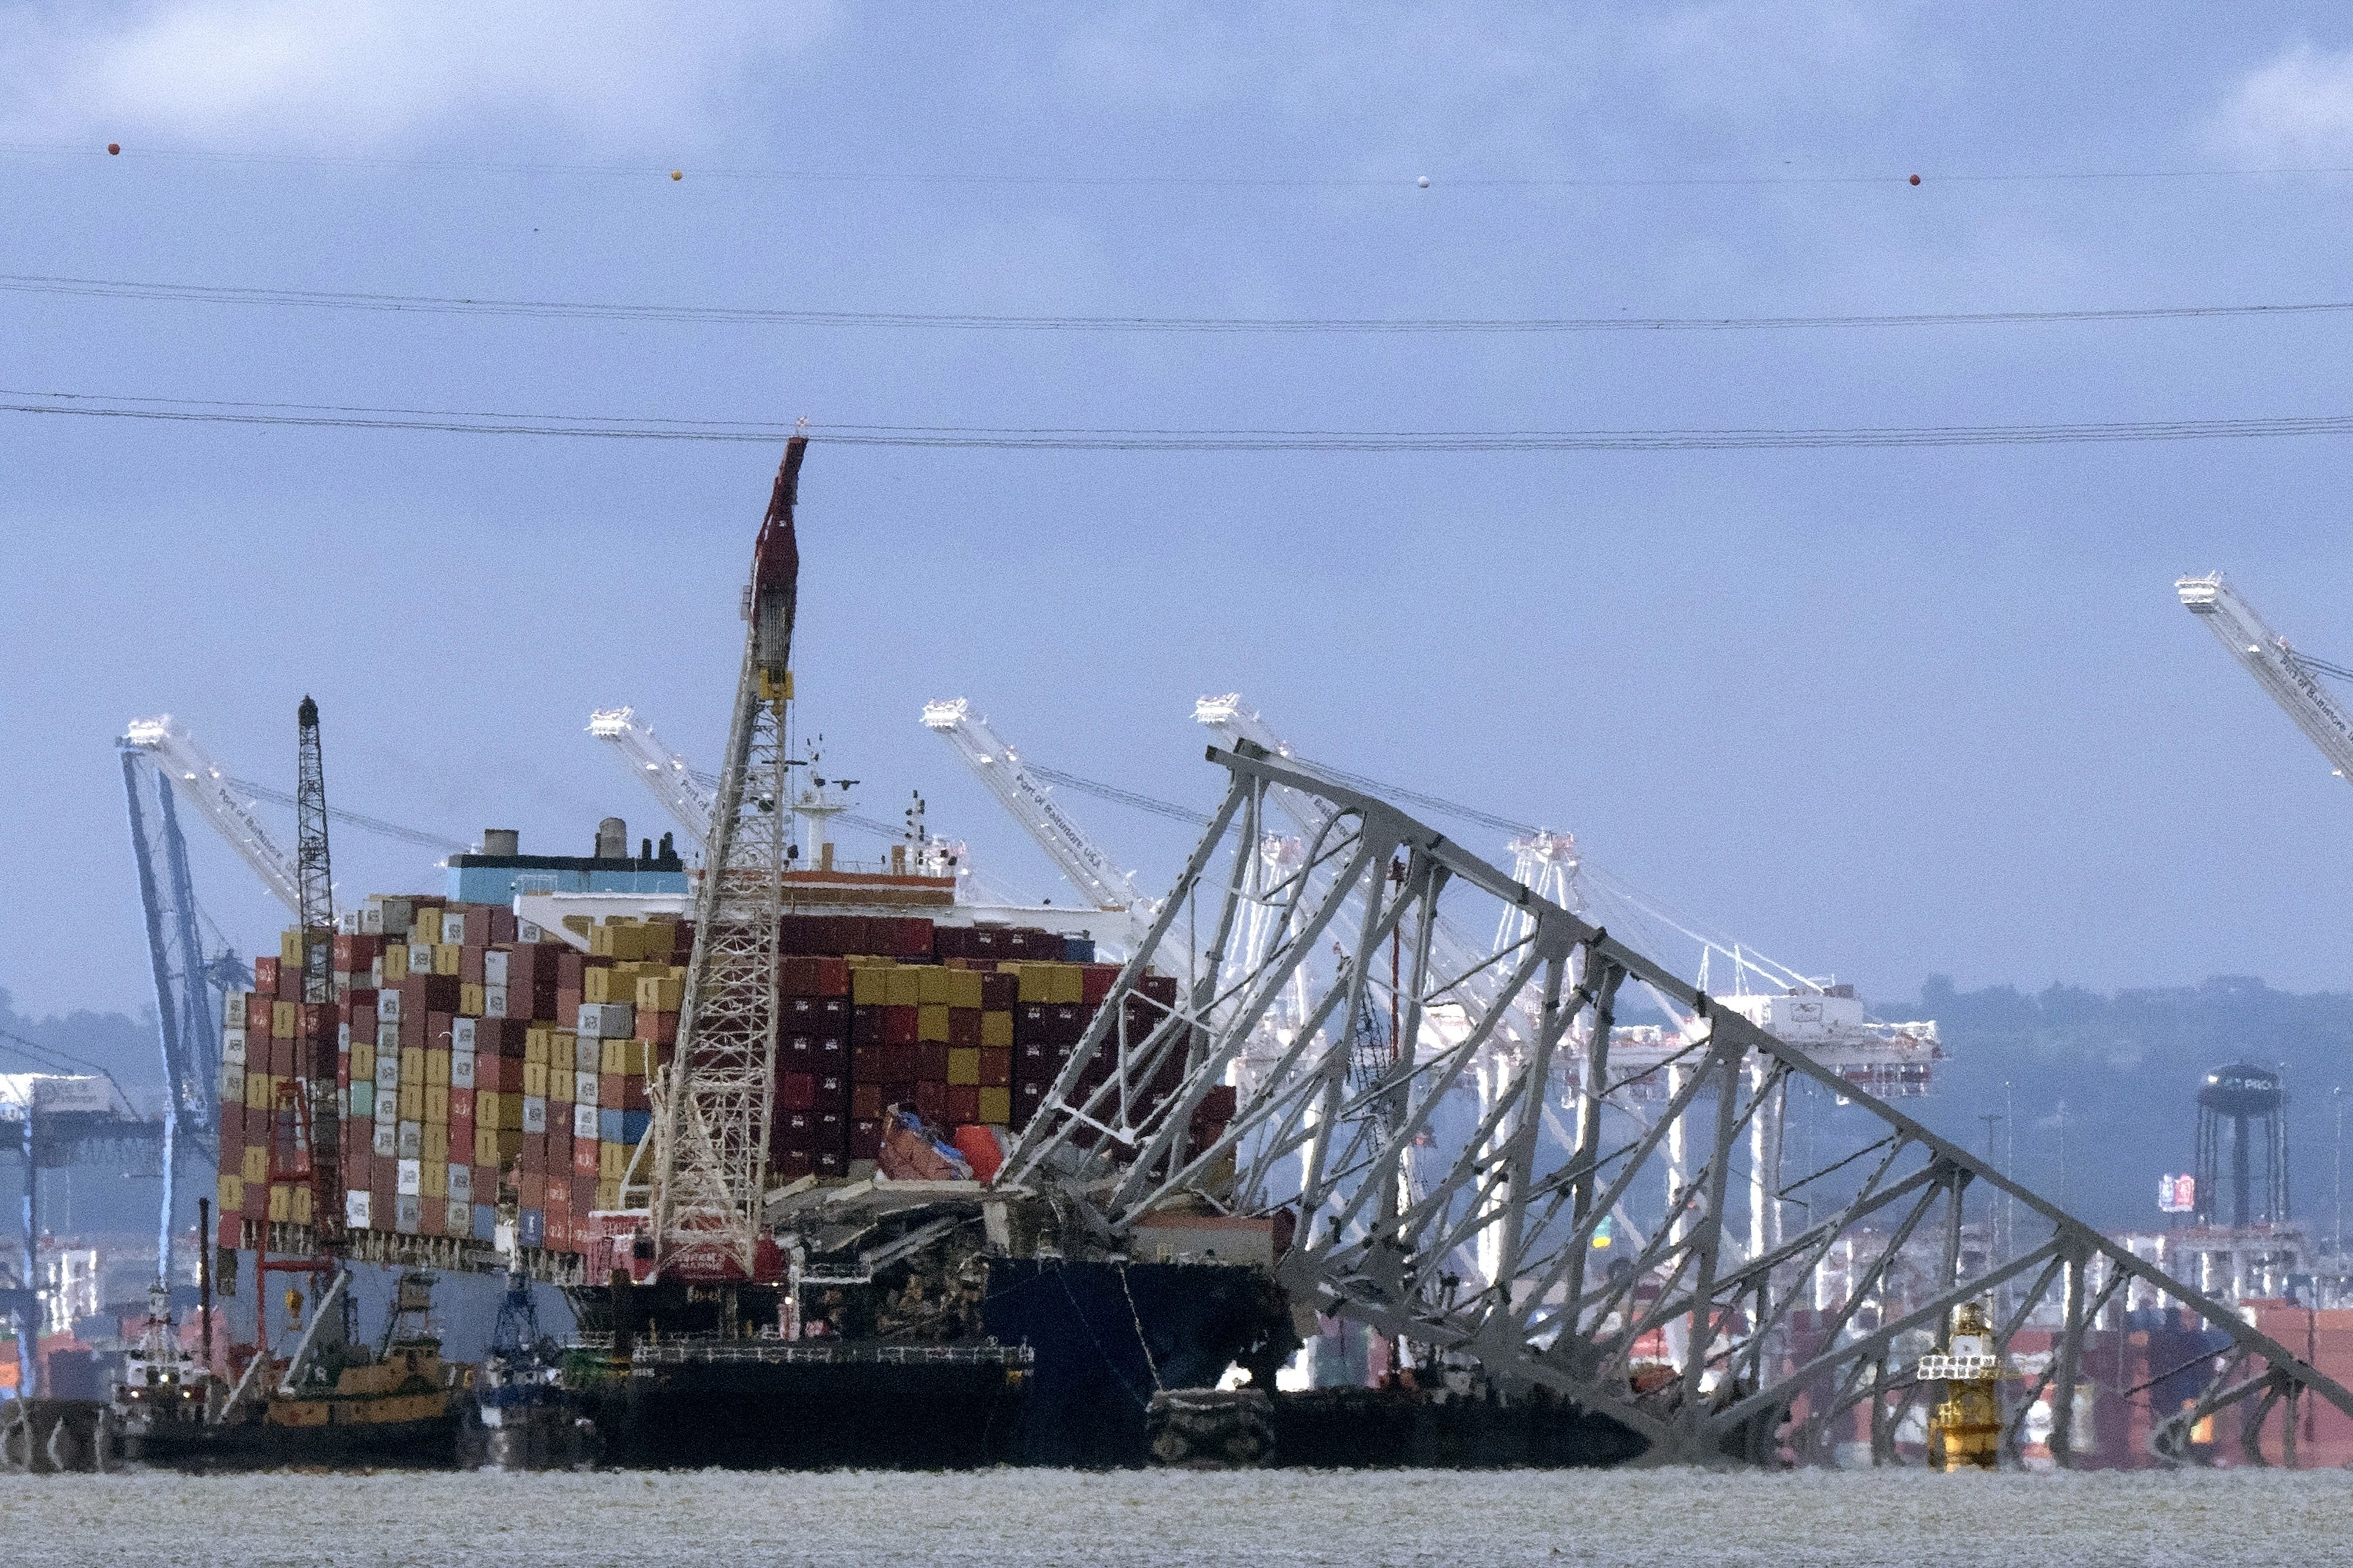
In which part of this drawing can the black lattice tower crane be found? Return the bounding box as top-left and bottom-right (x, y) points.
(294, 695), (341, 1246)
(648, 438), (806, 1282)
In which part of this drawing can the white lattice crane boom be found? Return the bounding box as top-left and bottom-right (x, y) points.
(647, 438), (805, 1282)
(589, 706), (717, 849)
(2178, 572), (2353, 785)
(121, 715), (303, 915)
(921, 698), (1156, 952)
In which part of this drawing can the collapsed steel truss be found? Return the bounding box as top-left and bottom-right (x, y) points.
(1007, 742), (2353, 1466)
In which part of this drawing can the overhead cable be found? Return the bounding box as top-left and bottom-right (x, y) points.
(222, 774), (471, 853)
(11, 272), (2353, 335)
(1027, 766), (1209, 826)
(16, 389), (2353, 453)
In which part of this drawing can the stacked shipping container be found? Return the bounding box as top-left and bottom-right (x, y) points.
(216, 900), (1228, 1257)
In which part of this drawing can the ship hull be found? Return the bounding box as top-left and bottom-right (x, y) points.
(125, 1410), (461, 1470)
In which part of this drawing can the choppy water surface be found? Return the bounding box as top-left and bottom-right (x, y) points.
(6, 1467), (2353, 1564)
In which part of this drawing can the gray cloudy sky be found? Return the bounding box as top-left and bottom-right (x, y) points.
(8, 3), (2353, 1018)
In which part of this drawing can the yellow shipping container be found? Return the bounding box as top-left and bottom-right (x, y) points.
(218, 1173), (244, 1213)
(524, 1060), (548, 1097)
(595, 1179), (621, 1210)
(432, 943), (461, 977)
(1052, 965), (1085, 1005)
(422, 1122), (448, 1163)
(476, 1090), (502, 1129)
(291, 1186), (312, 1226)
(1013, 964), (1052, 1003)
(916, 966), (955, 1005)
(459, 983), (485, 1017)
(401, 1046), (424, 1086)
(496, 1094), (523, 1131)
(242, 1145), (270, 1185)
(948, 969), (984, 1009)
(425, 1049), (450, 1088)
(491, 1128), (523, 1162)
(548, 1069), (572, 1107)
(244, 1071), (271, 1110)
(918, 1005), (951, 1043)
(600, 1038), (626, 1075)
(946, 1047), (981, 1087)
(272, 1000), (298, 1037)
(424, 1085), (449, 1126)
(474, 1125), (500, 1166)
(976, 1087), (1011, 1126)
(584, 968), (620, 1004)
(351, 1039), (375, 1081)
(267, 1183), (290, 1224)
(419, 1161), (447, 1200)
(383, 943), (409, 982)
(851, 965), (892, 1006)
(886, 966), (921, 1007)
(599, 1142), (627, 1179)
(524, 1029), (550, 1066)
(636, 974), (684, 1012)
(279, 928), (305, 967)
(981, 1011), (1014, 1049)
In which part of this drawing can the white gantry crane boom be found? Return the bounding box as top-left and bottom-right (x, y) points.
(2179, 572), (2353, 785)
(648, 438), (806, 1282)
(921, 698), (1157, 950)
(589, 706), (717, 849)
(121, 715), (303, 915)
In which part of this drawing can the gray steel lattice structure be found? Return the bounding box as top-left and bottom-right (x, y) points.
(1006, 742), (2353, 1466)
(294, 695), (341, 1244)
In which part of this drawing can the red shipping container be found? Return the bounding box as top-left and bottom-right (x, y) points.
(778, 1072), (816, 1112)
(916, 1043), (950, 1082)
(772, 1150), (813, 1182)
(218, 1212), (242, 1250)
(781, 955), (851, 997)
(598, 1072), (622, 1107)
(979, 1048), (1012, 1088)
(851, 1082), (884, 1119)
(277, 963), (303, 1002)
(948, 1008), (981, 1047)
(419, 1203), (444, 1239)
(572, 1173), (596, 1215)
(520, 1171), (546, 1207)
(944, 1086), (979, 1125)
(882, 1006), (918, 1045)
(479, 1017), (529, 1055)
(464, 906), (494, 948)
(255, 955), (279, 993)
(269, 1037), (295, 1077)
(814, 1147), (846, 1177)
(573, 1139), (599, 1174)
(812, 1072), (848, 1110)
(519, 1138), (547, 1176)
(775, 1109), (813, 1149)
(850, 1042), (885, 1079)
(787, 994), (848, 1027)
(895, 918), (934, 959)
(241, 1180), (268, 1220)
(882, 1043), (918, 1082)
(849, 1116), (885, 1159)
(546, 1177), (571, 1215)
(449, 1087), (475, 1122)
(979, 971), (1016, 1010)
(219, 1103), (245, 1148)
(1082, 965), (1119, 1005)
(811, 1109), (846, 1150)
(913, 1081), (946, 1121)
(634, 1010), (678, 1047)
(618, 1076), (651, 1112)
(449, 1115), (474, 1150)
(489, 908), (516, 946)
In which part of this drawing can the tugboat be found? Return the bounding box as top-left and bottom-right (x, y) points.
(112, 1280), (213, 1462)
(135, 1268), (469, 1469)
(467, 1270), (586, 1469)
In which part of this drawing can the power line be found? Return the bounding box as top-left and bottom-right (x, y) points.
(15, 387), (2353, 453)
(16, 140), (2353, 188)
(13, 272), (2353, 335)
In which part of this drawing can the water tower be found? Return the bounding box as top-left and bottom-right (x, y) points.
(2194, 1062), (2289, 1228)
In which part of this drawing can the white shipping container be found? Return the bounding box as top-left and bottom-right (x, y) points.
(337, 1022), (352, 1052)
(369, 955), (385, 988)
(222, 1028), (246, 1065)
(450, 1050), (476, 1089)
(372, 1123), (398, 1159)
(445, 1199), (472, 1235)
(518, 920), (544, 944)
(397, 1120), (422, 1159)
(220, 1063), (245, 1100)
(359, 905), (383, 935)
(572, 1102), (599, 1140)
(575, 1035), (602, 1073)
(375, 1053), (398, 1090)
(452, 1017), (476, 1052)
(224, 993), (247, 1027)
(441, 914), (465, 945)
(448, 1163), (472, 1203)
(575, 1071), (599, 1107)
(484, 950), (509, 986)
(409, 942), (432, 973)
(394, 1193), (424, 1234)
(374, 1095), (399, 1129)
(578, 1002), (634, 1039)
(378, 990), (402, 1022)
(395, 1157), (422, 1196)
(484, 983), (508, 1018)
(376, 1021), (400, 1056)
(521, 1096), (548, 1135)
(346, 1190), (372, 1229)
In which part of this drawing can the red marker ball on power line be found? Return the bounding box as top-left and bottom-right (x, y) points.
(1908, 174), (1921, 185)
(107, 143), (121, 155)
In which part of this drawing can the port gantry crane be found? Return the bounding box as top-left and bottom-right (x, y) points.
(587, 708), (719, 852)
(644, 436), (808, 1283)
(920, 699), (1162, 959)
(2178, 572), (2353, 785)
(1006, 740), (2353, 1467)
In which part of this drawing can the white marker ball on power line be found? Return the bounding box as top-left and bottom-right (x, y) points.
(1417, 175), (1431, 188)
